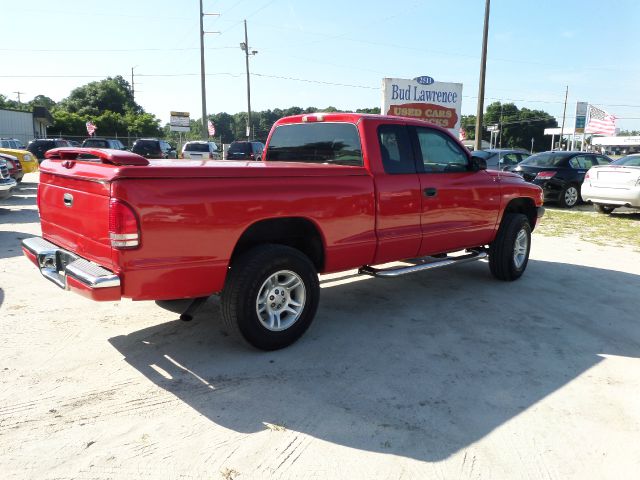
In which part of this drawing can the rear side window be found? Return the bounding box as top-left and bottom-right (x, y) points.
(265, 123), (362, 166)
(569, 155), (595, 169)
(377, 124), (415, 174)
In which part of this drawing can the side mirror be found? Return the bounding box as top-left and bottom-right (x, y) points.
(470, 155), (487, 171)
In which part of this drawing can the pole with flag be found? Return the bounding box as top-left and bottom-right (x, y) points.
(86, 121), (97, 137)
(585, 105), (617, 136)
(207, 120), (216, 137)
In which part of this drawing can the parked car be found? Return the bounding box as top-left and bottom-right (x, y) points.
(581, 154), (640, 213)
(0, 152), (24, 183)
(225, 140), (264, 160)
(0, 147), (39, 174)
(81, 138), (126, 150)
(0, 157), (17, 199)
(69, 140), (82, 147)
(181, 141), (220, 159)
(0, 138), (26, 149)
(131, 138), (176, 159)
(509, 151), (612, 208)
(27, 139), (73, 162)
(472, 148), (530, 170)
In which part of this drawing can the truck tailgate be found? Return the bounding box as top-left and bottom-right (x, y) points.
(39, 173), (113, 269)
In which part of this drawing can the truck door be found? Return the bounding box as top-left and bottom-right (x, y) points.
(411, 126), (501, 256)
(372, 124), (422, 264)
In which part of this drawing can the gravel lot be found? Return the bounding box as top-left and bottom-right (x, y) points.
(1, 173), (639, 479)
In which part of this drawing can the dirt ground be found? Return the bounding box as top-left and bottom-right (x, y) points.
(1, 173), (639, 479)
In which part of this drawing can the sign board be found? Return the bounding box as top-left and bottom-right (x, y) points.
(487, 124), (499, 131)
(382, 77), (463, 135)
(574, 101), (587, 134)
(170, 111), (190, 132)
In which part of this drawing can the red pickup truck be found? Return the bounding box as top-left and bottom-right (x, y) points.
(23, 113), (544, 350)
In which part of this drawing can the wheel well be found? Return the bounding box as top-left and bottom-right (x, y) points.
(503, 198), (538, 230)
(231, 217), (325, 270)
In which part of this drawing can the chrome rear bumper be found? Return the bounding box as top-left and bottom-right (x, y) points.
(21, 237), (120, 290)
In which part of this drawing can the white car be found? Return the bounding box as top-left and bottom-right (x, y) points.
(581, 154), (640, 213)
(181, 141), (220, 160)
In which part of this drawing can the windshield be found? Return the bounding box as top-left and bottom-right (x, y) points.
(184, 143), (210, 152)
(228, 142), (251, 154)
(612, 155), (640, 167)
(520, 152), (567, 167)
(83, 140), (109, 148)
(265, 122), (362, 166)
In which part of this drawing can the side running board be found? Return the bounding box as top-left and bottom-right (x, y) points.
(358, 250), (487, 278)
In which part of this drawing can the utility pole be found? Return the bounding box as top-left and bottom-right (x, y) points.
(14, 91), (25, 104)
(474, 0), (490, 151)
(241, 19), (258, 140)
(559, 86), (568, 150)
(199, 1), (219, 140)
(131, 66), (138, 103)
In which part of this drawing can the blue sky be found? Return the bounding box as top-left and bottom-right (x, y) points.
(2, 0), (639, 130)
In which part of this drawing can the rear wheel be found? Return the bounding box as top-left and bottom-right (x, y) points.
(594, 203), (616, 214)
(221, 244), (320, 350)
(489, 213), (531, 281)
(558, 185), (580, 208)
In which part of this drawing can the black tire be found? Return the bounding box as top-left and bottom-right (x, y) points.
(594, 203), (616, 214)
(221, 244), (320, 350)
(558, 184), (580, 208)
(489, 213), (531, 281)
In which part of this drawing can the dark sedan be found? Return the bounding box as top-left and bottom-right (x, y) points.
(510, 151), (612, 208)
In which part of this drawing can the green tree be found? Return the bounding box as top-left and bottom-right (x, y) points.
(483, 102), (556, 151)
(50, 110), (87, 137)
(29, 95), (57, 110)
(56, 76), (140, 117)
(125, 112), (162, 137)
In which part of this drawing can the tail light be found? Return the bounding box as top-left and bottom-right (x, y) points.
(109, 199), (140, 249)
(535, 171), (556, 179)
(584, 171), (591, 180)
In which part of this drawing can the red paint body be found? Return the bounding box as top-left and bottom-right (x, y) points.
(26, 114), (543, 301)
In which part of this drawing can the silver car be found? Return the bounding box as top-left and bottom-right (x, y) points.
(181, 141), (220, 160)
(581, 154), (640, 213)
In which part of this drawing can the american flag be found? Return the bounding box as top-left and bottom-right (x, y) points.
(458, 129), (466, 141)
(585, 105), (616, 135)
(207, 120), (216, 137)
(86, 121), (97, 136)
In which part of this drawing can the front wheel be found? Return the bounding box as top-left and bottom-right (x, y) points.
(594, 203), (616, 214)
(558, 185), (580, 208)
(221, 244), (320, 350)
(489, 213), (531, 281)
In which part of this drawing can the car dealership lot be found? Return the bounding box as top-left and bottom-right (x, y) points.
(1, 174), (639, 479)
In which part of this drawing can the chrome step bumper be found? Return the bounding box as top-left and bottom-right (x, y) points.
(359, 250), (487, 278)
(22, 237), (120, 290)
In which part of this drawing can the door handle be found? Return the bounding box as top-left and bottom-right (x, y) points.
(423, 187), (437, 197)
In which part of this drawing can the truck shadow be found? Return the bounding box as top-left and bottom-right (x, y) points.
(109, 260), (639, 462)
(0, 231), (33, 258)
